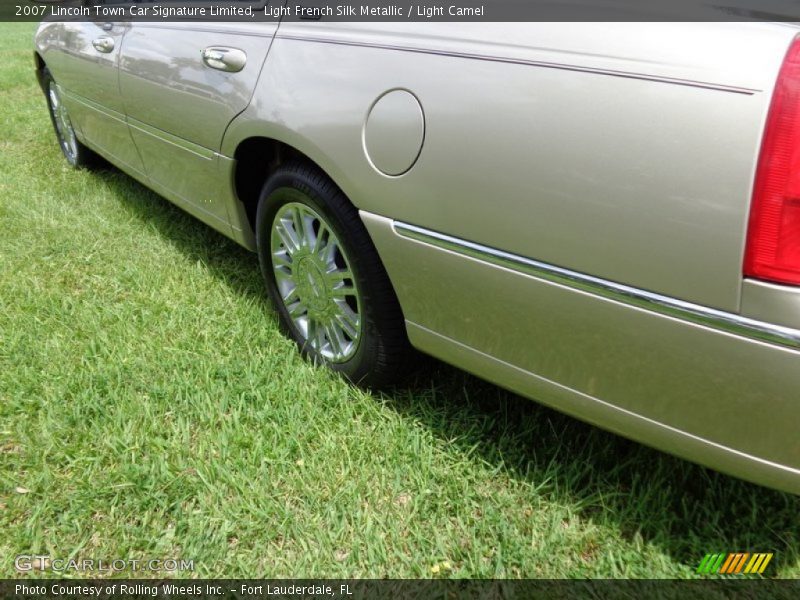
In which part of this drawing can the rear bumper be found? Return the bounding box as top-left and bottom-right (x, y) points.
(361, 211), (800, 495)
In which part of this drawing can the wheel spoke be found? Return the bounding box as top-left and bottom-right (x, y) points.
(275, 221), (301, 253)
(287, 299), (307, 319)
(300, 211), (318, 248)
(327, 268), (353, 286)
(65, 126), (76, 155)
(274, 265), (293, 284)
(334, 302), (360, 339)
(306, 317), (318, 349)
(325, 322), (346, 358)
(310, 318), (325, 352)
(320, 237), (339, 266)
(313, 222), (330, 255)
(273, 249), (292, 269)
(291, 208), (311, 249)
(331, 283), (357, 298)
(281, 285), (299, 304)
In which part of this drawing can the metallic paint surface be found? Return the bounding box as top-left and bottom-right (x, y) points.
(223, 23), (794, 311)
(275, 23), (792, 92)
(742, 278), (800, 331)
(362, 211), (800, 495)
(118, 23), (277, 225)
(394, 221), (800, 350)
(406, 320), (800, 496)
(118, 23), (276, 151)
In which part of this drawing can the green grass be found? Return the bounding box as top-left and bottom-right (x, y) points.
(1, 21), (799, 579)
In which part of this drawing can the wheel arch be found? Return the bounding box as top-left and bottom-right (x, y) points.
(229, 129), (362, 237)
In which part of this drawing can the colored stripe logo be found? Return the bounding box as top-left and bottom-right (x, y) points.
(697, 553), (773, 574)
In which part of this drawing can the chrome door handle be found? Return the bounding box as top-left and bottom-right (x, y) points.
(201, 47), (247, 73)
(92, 36), (115, 53)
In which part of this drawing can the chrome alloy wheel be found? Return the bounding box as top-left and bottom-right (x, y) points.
(48, 82), (77, 161)
(270, 202), (362, 363)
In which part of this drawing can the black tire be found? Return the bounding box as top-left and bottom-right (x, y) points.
(42, 68), (97, 169)
(255, 161), (414, 387)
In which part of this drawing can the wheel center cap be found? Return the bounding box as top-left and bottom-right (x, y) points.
(295, 256), (329, 313)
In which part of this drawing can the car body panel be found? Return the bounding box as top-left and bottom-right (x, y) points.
(224, 22), (795, 312)
(35, 20), (800, 494)
(275, 22), (792, 93)
(361, 211), (800, 494)
(406, 320), (800, 495)
(742, 278), (800, 331)
(119, 22), (277, 224)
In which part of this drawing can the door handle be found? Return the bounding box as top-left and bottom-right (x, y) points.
(92, 36), (115, 53)
(202, 47), (247, 73)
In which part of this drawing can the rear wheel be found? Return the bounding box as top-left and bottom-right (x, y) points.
(42, 69), (96, 168)
(255, 162), (413, 386)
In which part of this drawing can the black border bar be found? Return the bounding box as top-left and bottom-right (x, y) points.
(3, 579), (800, 600)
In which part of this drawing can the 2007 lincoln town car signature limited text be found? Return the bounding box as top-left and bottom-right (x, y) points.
(33, 17), (800, 495)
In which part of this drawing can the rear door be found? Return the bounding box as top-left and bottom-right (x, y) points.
(118, 21), (278, 227)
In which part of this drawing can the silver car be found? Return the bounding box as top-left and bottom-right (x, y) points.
(34, 17), (800, 495)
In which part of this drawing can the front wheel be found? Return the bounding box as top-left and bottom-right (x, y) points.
(255, 162), (413, 387)
(42, 68), (96, 168)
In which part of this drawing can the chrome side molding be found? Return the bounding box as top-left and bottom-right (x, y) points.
(394, 221), (800, 351)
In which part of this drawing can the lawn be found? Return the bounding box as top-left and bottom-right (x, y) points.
(1, 21), (799, 579)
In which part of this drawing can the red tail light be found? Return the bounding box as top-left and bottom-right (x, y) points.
(744, 35), (800, 286)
